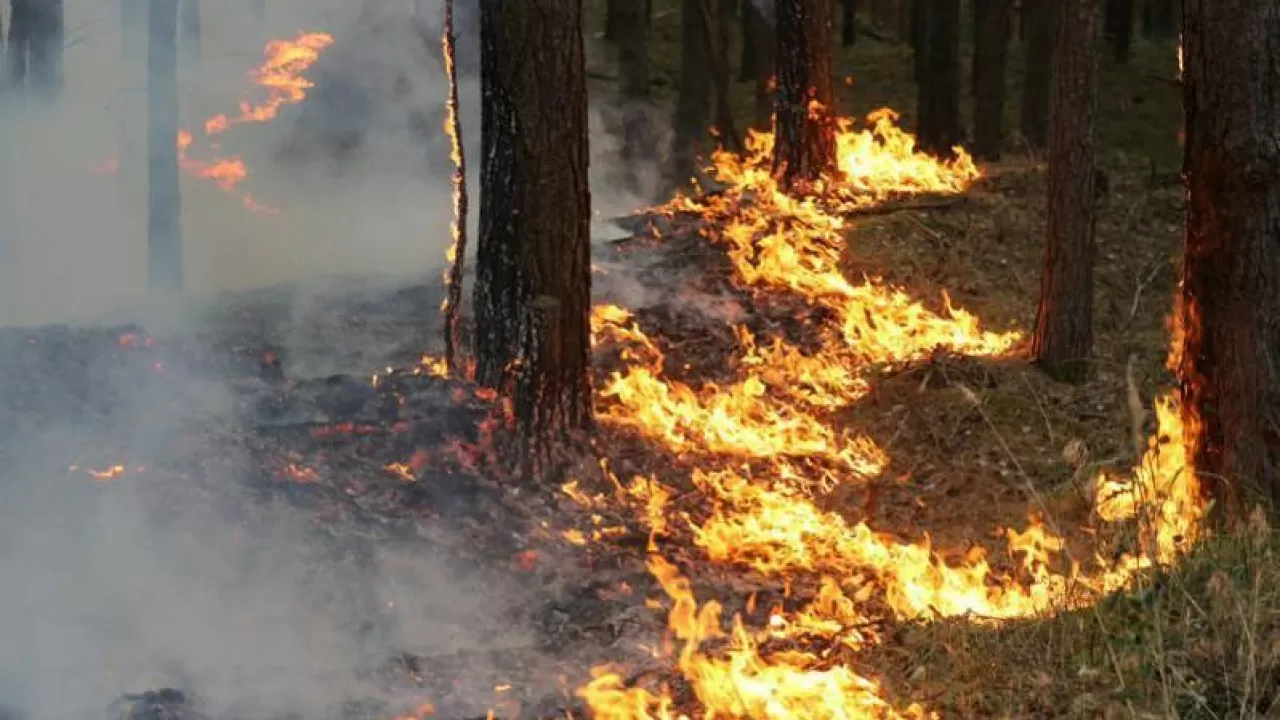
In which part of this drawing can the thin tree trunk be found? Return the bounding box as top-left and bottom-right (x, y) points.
(27, 0), (62, 93)
(179, 0), (200, 62)
(1020, 0), (1055, 152)
(739, 5), (755, 81)
(8, 0), (32, 87)
(706, 0), (742, 150)
(441, 0), (469, 376)
(671, 0), (711, 186)
(914, 0), (963, 156)
(147, 0), (182, 293)
(747, 1), (775, 130)
(1104, 0), (1132, 63)
(841, 0), (858, 46)
(1178, 0), (1280, 519)
(773, 0), (837, 191)
(972, 0), (1013, 160)
(474, 0), (593, 448)
(618, 0), (657, 194)
(1031, 0), (1100, 382)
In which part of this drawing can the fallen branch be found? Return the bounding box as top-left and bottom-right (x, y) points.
(841, 194), (969, 218)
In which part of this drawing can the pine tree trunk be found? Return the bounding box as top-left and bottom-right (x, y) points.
(671, 0), (712, 186)
(179, 0), (200, 62)
(739, 5), (756, 81)
(914, 0), (963, 157)
(1020, 0), (1055, 152)
(708, 0), (741, 150)
(1031, 0), (1100, 383)
(618, 0), (656, 193)
(147, 0), (182, 293)
(841, 0), (858, 46)
(773, 0), (836, 191)
(1178, 0), (1280, 519)
(972, 0), (1012, 160)
(747, 2), (775, 130)
(474, 0), (593, 445)
(1104, 0), (1132, 63)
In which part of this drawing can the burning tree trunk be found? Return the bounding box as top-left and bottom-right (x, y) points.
(179, 0), (200, 62)
(618, 0), (657, 194)
(147, 0), (182, 293)
(1178, 0), (1280, 518)
(841, 0), (857, 46)
(1104, 0), (1133, 63)
(474, 0), (593, 449)
(772, 0), (837, 191)
(1031, 0), (1100, 383)
(441, 0), (469, 375)
(1020, 0), (1055, 152)
(971, 0), (1012, 160)
(913, 0), (963, 157)
(671, 0), (712, 187)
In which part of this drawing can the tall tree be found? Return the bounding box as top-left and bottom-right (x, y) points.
(971, 0), (1013, 160)
(744, 1), (775, 130)
(773, 0), (837, 191)
(671, 0), (712, 186)
(1177, 0), (1280, 518)
(179, 0), (200, 62)
(147, 0), (181, 293)
(9, 0), (62, 93)
(841, 0), (858, 45)
(1103, 0), (1133, 63)
(913, 0), (964, 156)
(1031, 0), (1101, 382)
(617, 0), (657, 194)
(474, 0), (593, 452)
(1020, 0), (1056, 152)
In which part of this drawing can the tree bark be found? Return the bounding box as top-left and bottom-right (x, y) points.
(746, 1), (775, 130)
(914, 0), (964, 157)
(1031, 0), (1100, 383)
(1178, 0), (1280, 519)
(841, 0), (858, 46)
(474, 0), (593, 445)
(971, 0), (1012, 160)
(1104, 0), (1133, 63)
(179, 0), (200, 62)
(618, 0), (657, 194)
(147, 0), (182, 293)
(671, 0), (711, 186)
(8, 0), (32, 87)
(773, 0), (837, 191)
(1020, 0), (1055, 152)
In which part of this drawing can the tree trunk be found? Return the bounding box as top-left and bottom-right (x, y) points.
(1031, 0), (1100, 383)
(147, 0), (182, 293)
(1141, 0), (1175, 39)
(179, 0), (200, 62)
(618, 0), (657, 194)
(1020, 0), (1055, 152)
(8, 0), (32, 87)
(841, 0), (858, 46)
(671, 0), (711, 186)
(26, 0), (62, 93)
(773, 0), (837, 191)
(605, 0), (621, 42)
(746, 1), (775, 130)
(474, 0), (593, 447)
(1177, 0), (1280, 519)
(739, 5), (756, 81)
(1104, 0), (1132, 63)
(708, 0), (741, 150)
(971, 0), (1012, 160)
(914, 0), (963, 157)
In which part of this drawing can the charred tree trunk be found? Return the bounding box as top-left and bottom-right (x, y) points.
(25, 0), (62, 93)
(1031, 0), (1100, 383)
(773, 0), (837, 191)
(1141, 0), (1175, 40)
(147, 0), (181, 293)
(972, 0), (1012, 160)
(671, 0), (712, 186)
(179, 0), (200, 61)
(739, 5), (755, 81)
(914, 0), (963, 157)
(618, 0), (657, 193)
(1020, 0), (1055, 152)
(1178, 0), (1280, 519)
(707, 0), (742, 150)
(841, 0), (858, 45)
(746, 1), (775, 130)
(8, 0), (32, 87)
(474, 0), (593, 447)
(1104, 0), (1132, 63)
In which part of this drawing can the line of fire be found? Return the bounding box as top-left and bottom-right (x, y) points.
(0, 1), (1276, 720)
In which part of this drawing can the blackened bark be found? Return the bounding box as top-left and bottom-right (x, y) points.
(1020, 0), (1055, 152)
(27, 0), (61, 93)
(618, 0), (657, 193)
(870, 0), (895, 32)
(1141, 0), (1175, 39)
(8, 0), (31, 86)
(442, 0), (469, 375)
(773, 0), (837, 191)
(474, 0), (593, 443)
(972, 0), (1012, 160)
(1104, 0), (1132, 63)
(747, 1), (775, 130)
(914, 0), (963, 157)
(1178, 0), (1280, 518)
(1031, 0), (1100, 383)
(147, 0), (182, 293)
(671, 0), (711, 186)
(179, 0), (200, 61)
(841, 0), (858, 45)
